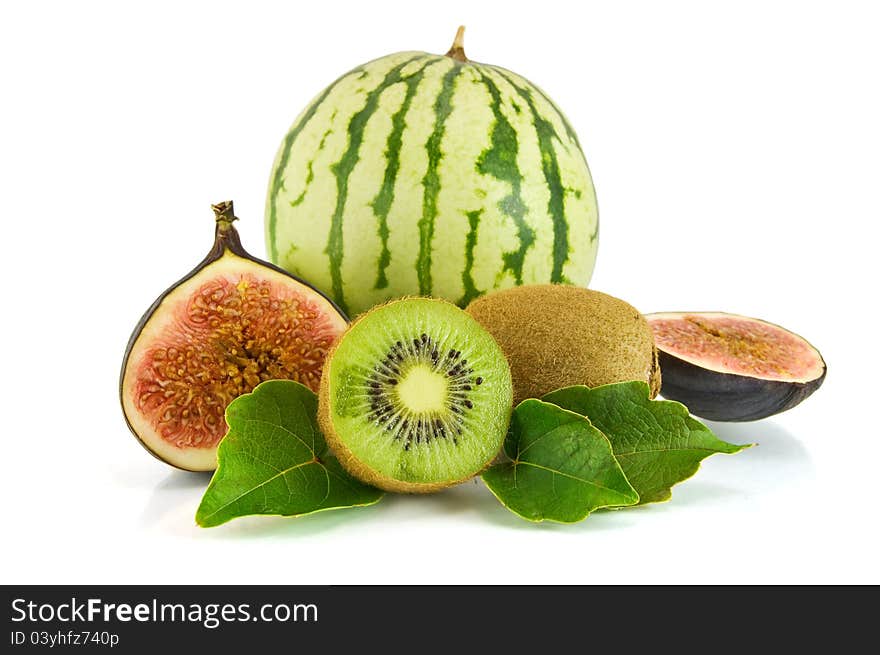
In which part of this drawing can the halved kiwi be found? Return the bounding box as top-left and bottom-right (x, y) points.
(318, 298), (513, 493)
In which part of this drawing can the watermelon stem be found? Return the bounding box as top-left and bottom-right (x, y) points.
(445, 25), (468, 62)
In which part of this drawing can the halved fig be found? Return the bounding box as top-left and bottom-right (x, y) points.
(645, 312), (826, 422)
(120, 201), (348, 471)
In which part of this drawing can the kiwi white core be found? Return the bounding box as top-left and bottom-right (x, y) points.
(397, 366), (448, 413)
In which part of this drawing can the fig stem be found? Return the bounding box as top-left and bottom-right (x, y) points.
(211, 200), (238, 234)
(445, 25), (468, 62)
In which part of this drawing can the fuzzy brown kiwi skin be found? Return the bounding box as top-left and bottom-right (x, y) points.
(466, 284), (660, 404)
(650, 344), (662, 399)
(317, 297), (512, 494)
(119, 201), (348, 471)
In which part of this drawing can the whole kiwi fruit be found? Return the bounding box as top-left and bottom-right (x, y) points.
(465, 285), (660, 403)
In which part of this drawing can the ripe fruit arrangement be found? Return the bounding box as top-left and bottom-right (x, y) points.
(120, 28), (825, 526)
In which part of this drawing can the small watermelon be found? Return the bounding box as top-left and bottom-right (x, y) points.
(266, 27), (598, 316)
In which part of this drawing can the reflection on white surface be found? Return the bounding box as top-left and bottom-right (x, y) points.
(137, 419), (812, 536)
(140, 470), (212, 531)
(672, 419), (815, 506)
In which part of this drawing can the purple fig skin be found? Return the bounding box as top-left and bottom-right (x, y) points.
(656, 349), (826, 422)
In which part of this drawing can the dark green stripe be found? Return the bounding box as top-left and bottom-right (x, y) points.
(419, 61), (462, 296)
(328, 55), (429, 314)
(370, 58), (441, 290)
(490, 64), (583, 150)
(289, 125), (334, 208)
(526, 73), (599, 248)
(476, 70), (534, 285)
(490, 68), (570, 283)
(494, 64), (599, 250)
(458, 209), (483, 306)
(533, 85), (582, 151)
(267, 68), (367, 263)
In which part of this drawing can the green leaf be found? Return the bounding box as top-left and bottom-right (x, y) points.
(196, 380), (383, 527)
(482, 400), (639, 523)
(544, 381), (752, 505)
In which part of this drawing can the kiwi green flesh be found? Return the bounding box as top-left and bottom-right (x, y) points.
(321, 298), (513, 492)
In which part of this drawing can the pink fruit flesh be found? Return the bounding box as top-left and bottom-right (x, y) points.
(132, 272), (342, 450)
(648, 313), (823, 383)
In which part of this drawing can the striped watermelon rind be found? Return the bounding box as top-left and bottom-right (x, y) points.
(267, 37), (598, 316)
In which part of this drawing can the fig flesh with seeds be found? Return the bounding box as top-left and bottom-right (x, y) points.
(120, 201), (348, 471)
(645, 312), (826, 422)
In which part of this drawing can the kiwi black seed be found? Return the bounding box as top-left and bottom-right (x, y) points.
(366, 339), (477, 448)
(318, 298), (513, 494)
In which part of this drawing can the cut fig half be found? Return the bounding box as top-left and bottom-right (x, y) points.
(120, 201), (348, 471)
(645, 312), (826, 422)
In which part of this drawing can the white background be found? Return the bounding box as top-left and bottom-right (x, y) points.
(2, 0), (878, 584)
